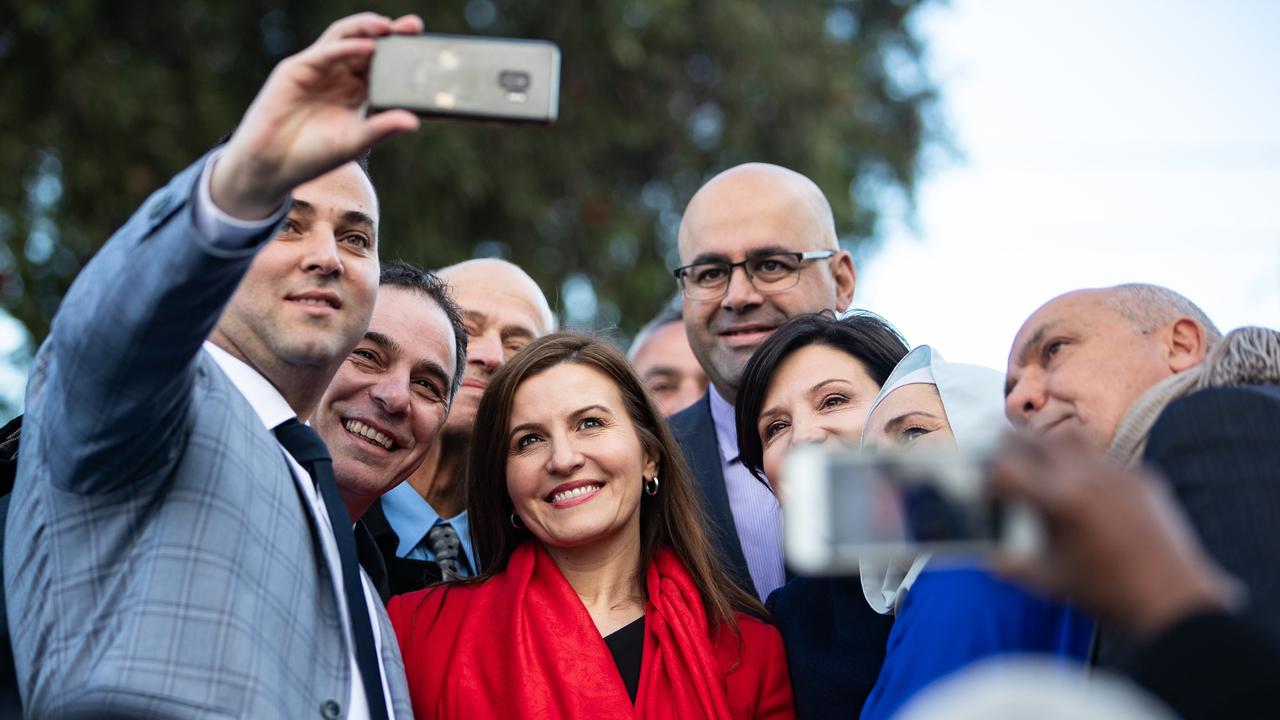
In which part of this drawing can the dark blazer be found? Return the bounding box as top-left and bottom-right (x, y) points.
(766, 577), (893, 720)
(1097, 384), (1280, 667)
(669, 392), (754, 595)
(1128, 611), (1280, 720)
(355, 519), (391, 604)
(363, 498), (444, 597)
(0, 415), (19, 718)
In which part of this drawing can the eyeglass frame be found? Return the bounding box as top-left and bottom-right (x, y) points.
(672, 250), (838, 300)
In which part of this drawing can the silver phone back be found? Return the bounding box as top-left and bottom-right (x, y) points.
(369, 34), (560, 123)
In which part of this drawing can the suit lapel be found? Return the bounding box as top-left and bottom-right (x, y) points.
(671, 392), (753, 593)
(364, 498), (445, 596)
(355, 520), (391, 604)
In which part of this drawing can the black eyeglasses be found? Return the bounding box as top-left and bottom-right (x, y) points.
(672, 250), (836, 300)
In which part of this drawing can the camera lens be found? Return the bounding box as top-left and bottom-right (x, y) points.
(498, 70), (531, 92)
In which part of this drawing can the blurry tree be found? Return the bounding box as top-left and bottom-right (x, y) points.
(0, 0), (938, 345)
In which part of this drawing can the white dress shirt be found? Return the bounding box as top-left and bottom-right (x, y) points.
(195, 154), (393, 720)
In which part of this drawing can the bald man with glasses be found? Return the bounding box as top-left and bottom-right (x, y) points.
(668, 163), (856, 600)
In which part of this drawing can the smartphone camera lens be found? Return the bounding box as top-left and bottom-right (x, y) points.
(498, 70), (531, 92)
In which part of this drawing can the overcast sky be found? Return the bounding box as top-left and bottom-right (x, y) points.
(855, 0), (1280, 370)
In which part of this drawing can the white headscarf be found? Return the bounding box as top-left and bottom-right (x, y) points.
(858, 345), (1008, 614)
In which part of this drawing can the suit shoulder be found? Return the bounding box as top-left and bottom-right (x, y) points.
(668, 397), (710, 434)
(1152, 385), (1280, 439)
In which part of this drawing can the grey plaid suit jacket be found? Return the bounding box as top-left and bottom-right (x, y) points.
(4, 156), (414, 719)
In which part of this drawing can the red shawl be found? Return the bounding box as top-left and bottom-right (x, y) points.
(388, 541), (794, 719)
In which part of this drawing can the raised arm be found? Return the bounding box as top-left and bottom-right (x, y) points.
(32, 13), (423, 492)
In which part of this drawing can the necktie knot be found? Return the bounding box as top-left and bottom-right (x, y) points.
(273, 418), (332, 465)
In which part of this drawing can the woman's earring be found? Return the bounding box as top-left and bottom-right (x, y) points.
(644, 474), (660, 496)
(510, 512), (526, 529)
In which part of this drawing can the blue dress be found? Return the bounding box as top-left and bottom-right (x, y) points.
(859, 567), (1093, 720)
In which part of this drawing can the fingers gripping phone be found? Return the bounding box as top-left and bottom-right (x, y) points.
(783, 446), (1043, 575)
(369, 34), (560, 124)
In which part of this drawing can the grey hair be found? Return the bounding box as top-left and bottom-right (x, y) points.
(1107, 283), (1222, 346)
(628, 299), (684, 360)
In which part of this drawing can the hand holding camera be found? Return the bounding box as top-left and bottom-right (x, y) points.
(212, 12), (424, 220)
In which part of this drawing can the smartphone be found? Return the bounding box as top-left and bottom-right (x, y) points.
(783, 445), (1042, 575)
(369, 34), (561, 124)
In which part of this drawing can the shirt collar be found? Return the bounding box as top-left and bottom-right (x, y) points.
(707, 385), (740, 464)
(381, 481), (473, 566)
(203, 341), (295, 430)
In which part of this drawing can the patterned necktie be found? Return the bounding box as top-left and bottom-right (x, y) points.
(426, 522), (468, 582)
(273, 418), (389, 720)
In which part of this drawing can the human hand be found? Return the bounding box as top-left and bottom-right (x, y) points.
(211, 12), (423, 219)
(987, 431), (1243, 639)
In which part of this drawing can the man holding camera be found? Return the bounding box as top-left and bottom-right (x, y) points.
(6, 13), (423, 718)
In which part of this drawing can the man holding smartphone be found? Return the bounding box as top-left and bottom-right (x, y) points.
(6, 13), (423, 718)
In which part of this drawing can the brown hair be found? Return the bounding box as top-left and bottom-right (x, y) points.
(465, 332), (766, 629)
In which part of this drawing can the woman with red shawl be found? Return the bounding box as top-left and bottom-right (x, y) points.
(389, 333), (794, 719)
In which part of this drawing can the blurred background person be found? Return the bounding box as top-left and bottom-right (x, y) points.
(670, 163), (857, 601)
(364, 258), (555, 592)
(734, 312), (909, 719)
(389, 334), (793, 718)
(628, 302), (708, 416)
(1005, 283), (1280, 666)
(858, 345), (1090, 720)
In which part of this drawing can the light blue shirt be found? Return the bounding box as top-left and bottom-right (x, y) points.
(380, 482), (476, 575)
(709, 386), (786, 600)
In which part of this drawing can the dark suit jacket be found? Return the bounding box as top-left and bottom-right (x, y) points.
(1, 414), (22, 718)
(1097, 384), (1280, 667)
(767, 577), (893, 720)
(355, 519), (391, 604)
(1129, 611), (1279, 720)
(363, 498), (444, 597)
(669, 392), (754, 595)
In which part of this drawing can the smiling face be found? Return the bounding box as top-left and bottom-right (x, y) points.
(213, 162), (380, 379)
(441, 260), (552, 435)
(1004, 291), (1179, 448)
(758, 343), (883, 492)
(677, 165), (855, 402)
(504, 363), (656, 554)
(315, 285), (458, 518)
(862, 384), (957, 451)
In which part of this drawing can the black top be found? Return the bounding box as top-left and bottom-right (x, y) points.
(767, 576), (894, 719)
(603, 616), (645, 703)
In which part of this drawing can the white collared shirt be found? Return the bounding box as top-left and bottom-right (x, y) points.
(196, 156), (394, 719)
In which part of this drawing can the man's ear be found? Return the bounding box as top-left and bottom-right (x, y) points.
(832, 251), (856, 313)
(1166, 318), (1208, 373)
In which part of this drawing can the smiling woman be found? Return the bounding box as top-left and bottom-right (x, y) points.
(387, 333), (795, 719)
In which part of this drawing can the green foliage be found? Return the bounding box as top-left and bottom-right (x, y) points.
(0, 0), (937, 345)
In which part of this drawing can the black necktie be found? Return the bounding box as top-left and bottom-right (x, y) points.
(274, 418), (389, 720)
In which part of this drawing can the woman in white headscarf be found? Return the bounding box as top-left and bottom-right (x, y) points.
(857, 346), (1092, 720)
